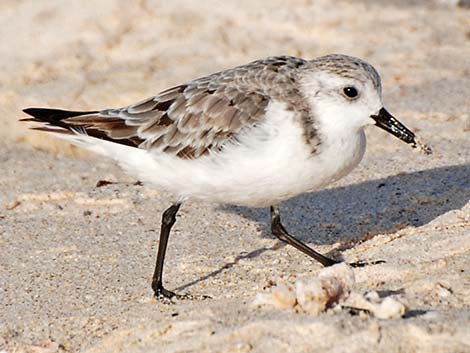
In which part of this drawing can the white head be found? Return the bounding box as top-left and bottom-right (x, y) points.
(301, 54), (420, 148)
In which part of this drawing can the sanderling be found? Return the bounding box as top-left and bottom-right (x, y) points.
(22, 54), (431, 300)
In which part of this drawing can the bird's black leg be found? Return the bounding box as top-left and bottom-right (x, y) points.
(151, 203), (182, 300)
(270, 205), (339, 267)
(270, 206), (384, 267)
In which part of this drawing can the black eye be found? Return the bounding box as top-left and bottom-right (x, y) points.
(343, 86), (359, 99)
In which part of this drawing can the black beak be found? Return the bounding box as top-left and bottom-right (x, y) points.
(371, 107), (417, 145)
(371, 108), (432, 154)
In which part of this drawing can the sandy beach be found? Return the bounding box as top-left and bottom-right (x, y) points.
(1, 1), (469, 352)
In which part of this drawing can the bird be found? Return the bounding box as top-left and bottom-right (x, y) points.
(22, 54), (431, 300)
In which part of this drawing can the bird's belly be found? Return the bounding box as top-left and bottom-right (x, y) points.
(187, 135), (364, 207)
(211, 131), (367, 207)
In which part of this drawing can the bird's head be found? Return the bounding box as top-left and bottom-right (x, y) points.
(301, 54), (431, 154)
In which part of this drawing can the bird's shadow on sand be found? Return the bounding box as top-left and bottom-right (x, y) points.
(176, 164), (469, 292)
(220, 164), (470, 248)
(174, 165), (470, 290)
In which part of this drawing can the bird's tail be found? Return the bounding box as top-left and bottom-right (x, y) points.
(21, 108), (99, 134)
(21, 107), (143, 148)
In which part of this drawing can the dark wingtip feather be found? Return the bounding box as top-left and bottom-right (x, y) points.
(21, 107), (142, 148)
(22, 108), (99, 123)
(21, 108), (100, 136)
(23, 107), (46, 117)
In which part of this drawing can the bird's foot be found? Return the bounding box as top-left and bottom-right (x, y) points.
(348, 259), (386, 268)
(154, 286), (211, 303)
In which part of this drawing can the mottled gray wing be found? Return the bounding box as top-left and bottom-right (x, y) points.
(61, 56), (311, 158)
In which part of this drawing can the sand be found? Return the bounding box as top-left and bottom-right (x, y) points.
(1, 0), (469, 352)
